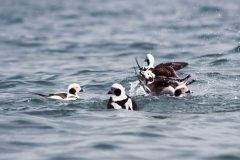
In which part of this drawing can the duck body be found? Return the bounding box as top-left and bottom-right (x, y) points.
(107, 83), (138, 111)
(107, 95), (138, 111)
(34, 83), (83, 101)
(142, 70), (192, 96)
(140, 54), (188, 79)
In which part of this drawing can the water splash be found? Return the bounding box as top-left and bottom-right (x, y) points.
(129, 80), (148, 97)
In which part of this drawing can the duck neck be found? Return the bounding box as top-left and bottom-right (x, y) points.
(111, 93), (128, 102)
(147, 59), (154, 69)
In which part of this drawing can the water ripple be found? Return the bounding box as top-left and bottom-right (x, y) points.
(0, 0), (240, 160)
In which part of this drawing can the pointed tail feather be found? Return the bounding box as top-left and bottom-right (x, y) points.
(133, 66), (151, 94)
(31, 92), (48, 97)
(179, 75), (191, 85)
(187, 79), (196, 85)
(180, 74), (191, 82)
(135, 57), (141, 70)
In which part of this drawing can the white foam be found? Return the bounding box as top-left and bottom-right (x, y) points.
(129, 80), (149, 96)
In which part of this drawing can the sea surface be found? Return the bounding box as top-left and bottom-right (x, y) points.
(0, 0), (240, 160)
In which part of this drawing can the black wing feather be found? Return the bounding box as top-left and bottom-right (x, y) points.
(155, 62), (188, 71)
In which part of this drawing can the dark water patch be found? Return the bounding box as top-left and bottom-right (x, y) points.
(24, 109), (77, 117)
(90, 10), (126, 18)
(44, 75), (59, 81)
(58, 12), (79, 20)
(205, 72), (222, 78)
(137, 131), (166, 138)
(115, 130), (167, 138)
(61, 42), (79, 51)
(0, 17), (23, 25)
(76, 55), (88, 60)
(0, 119), (53, 130)
(207, 154), (240, 160)
(165, 23), (220, 32)
(0, 12), (24, 25)
(70, 69), (111, 76)
(210, 59), (229, 66)
(115, 52), (140, 58)
(197, 53), (224, 58)
(0, 145), (20, 154)
(129, 42), (156, 50)
(0, 81), (28, 89)
(199, 6), (223, 14)
(151, 115), (169, 120)
(162, 53), (180, 59)
(86, 83), (110, 90)
(6, 74), (26, 80)
(197, 33), (221, 41)
(92, 143), (119, 150)
(9, 141), (42, 147)
(27, 80), (56, 86)
(1, 39), (43, 48)
(85, 42), (128, 50)
(180, 135), (204, 141)
(49, 156), (83, 160)
(231, 45), (240, 53)
(42, 45), (78, 53)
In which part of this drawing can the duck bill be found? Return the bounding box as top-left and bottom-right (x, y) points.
(107, 91), (112, 94)
(186, 90), (191, 94)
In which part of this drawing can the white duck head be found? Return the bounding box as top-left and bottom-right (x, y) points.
(144, 53), (155, 70)
(67, 83), (83, 98)
(142, 70), (156, 84)
(107, 83), (128, 101)
(174, 80), (191, 97)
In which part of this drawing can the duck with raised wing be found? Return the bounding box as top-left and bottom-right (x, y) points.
(138, 53), (188, 79)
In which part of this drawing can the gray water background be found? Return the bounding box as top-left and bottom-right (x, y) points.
(0, 0), (240, 159)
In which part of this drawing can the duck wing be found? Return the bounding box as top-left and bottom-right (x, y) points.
(130, 98), (138, 111)
(152, 65), (178, 78)
(154, 77), (178, 88)
(155, 62), (188, 71)
(48, 93), (67, 99)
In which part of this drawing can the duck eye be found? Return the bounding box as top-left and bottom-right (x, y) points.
(114, 89), (121, 96)
(69, 88), (76, 95)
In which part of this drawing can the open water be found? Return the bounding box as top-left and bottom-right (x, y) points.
(0, 0), (240, 159)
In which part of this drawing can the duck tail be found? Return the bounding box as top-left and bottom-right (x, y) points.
(31, 92), (48, 97)
(180, 75), (191, 83)
(187, 79), (196, 85)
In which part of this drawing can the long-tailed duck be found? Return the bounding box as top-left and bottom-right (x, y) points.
(138, 53), (188, 79)
(142, 70), (192, 96)
(34, 83), (83, 100)
(107, 83), (138, 111)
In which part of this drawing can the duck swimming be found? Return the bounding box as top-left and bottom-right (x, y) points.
(138, 53), (188, 79)
(34, 83), (83, 100)
(107, 83), (138, 111)
(141, 68), (192, 97)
